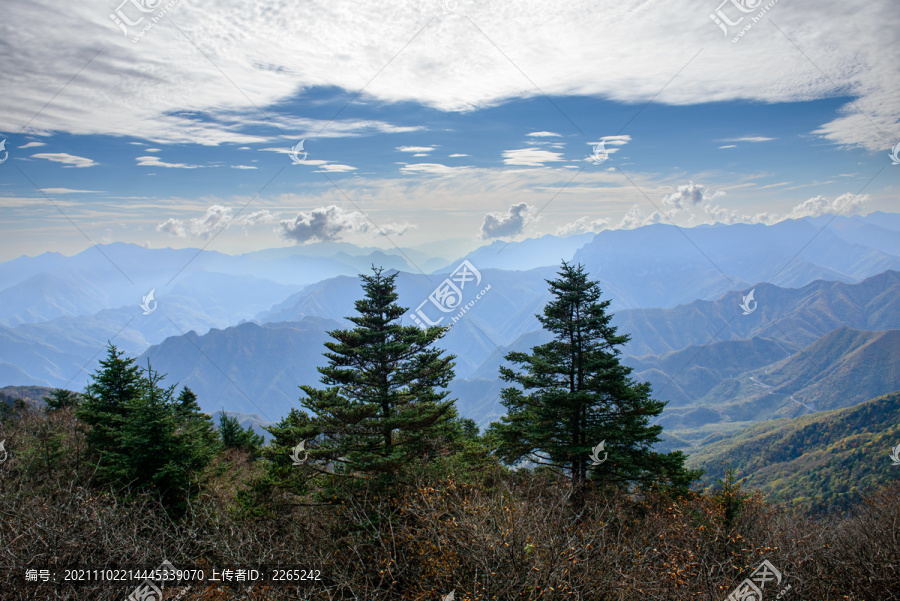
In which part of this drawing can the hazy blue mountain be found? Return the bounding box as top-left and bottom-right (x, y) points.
(572, 219), (900, 310)
(613, 270), (900, 356)
(139, 318), (341, 420)
(456, 233), (595, 271)
(256, 267), (557, 375)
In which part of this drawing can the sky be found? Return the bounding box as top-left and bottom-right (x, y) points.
(0, 0), (898, 262)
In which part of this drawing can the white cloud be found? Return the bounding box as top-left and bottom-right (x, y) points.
(136, 156), (202, 169)
(480, 202), (536, 239)
(396, 146), (435, 153)
(786, 193), (869, 219)
(719, 145), (737, 149)
(18, 141), (45, 149)
(400, 163), (459, 174)
(448, 153), (468, 157)
(30, 152), (97, 168)
(144, 148), (161, 152)
(278, 204), (409, 244)
(157, 204), (277, 238)
(502, 147), (565, 166)
(723, 136), (776, 143)
(662, 181), (723, 209)
(526, 131), (562, 137)
(318, 163), (357, 172)
(231, 164), (258, 169)
(2, 1), (894, 151)
(38, 188), (101, 194)
(557, 216), (609, 236)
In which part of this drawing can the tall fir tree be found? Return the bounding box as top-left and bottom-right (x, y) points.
(268, 267), (457, 491)
(489, 262), (698, 495)
(76, 344), (142, 468)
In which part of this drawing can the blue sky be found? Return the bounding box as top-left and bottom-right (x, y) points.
(0, 0), (898, 261)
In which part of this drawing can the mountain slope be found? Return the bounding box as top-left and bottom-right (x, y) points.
(698, 327), (900, 421)
(139, 318), (341, 420)
(686, 391), (900, 514)
(614, 270), (900, 356)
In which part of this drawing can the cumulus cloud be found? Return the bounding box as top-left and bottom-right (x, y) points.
(662, 181), (724, 209)
(30, 152), (97, 168)
(557, 216), (609, 236)
(480, 202), (537, 239)
(279, 205), (410, 244)
(616, 188), (870, 231)
(157, 205), (277, 238)
(786, 193), (869, 219)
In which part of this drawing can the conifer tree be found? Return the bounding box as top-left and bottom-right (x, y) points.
(43, 388), (79, 412)
(218, 411), (263, 453)
(273, 266), (457, 489)
(77, 345), (218, 509)
(76, 344), (141, 467)
(489, 262), (698, 495)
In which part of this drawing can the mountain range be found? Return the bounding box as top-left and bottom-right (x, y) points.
(0, 213), (898, 448)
